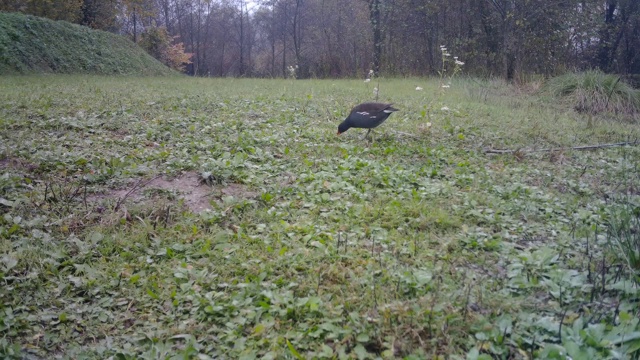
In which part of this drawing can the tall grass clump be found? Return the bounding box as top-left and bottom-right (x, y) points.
(544, 70), (640, 118)
(606, 201), (640, 285)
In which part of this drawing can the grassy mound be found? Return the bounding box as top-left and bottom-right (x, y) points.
(0, 12), (174, 75)
(545, 70), (640, 118)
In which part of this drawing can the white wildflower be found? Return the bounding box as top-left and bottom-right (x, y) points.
(455, 60), (465, 66)
(415, 86), (423, 91)
(426, 122), (432, 127)
(441, 106), (450, 111)
(287, 65), (298, 79)
(373, 87), (379, 96)
(364, 78), (371, 83)
(441, 84), (450, 88)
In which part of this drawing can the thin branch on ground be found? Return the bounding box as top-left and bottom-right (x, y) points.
(484, 140), (639, 154)
(114, 174), (163, 211)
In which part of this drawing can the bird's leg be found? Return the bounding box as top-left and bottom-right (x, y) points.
(363, 129), (372, 141)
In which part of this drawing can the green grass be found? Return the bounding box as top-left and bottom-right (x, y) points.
(543, 70), (640, 120)
(606, 199), (640, 284)
(0, 12), (174, 75)
(1, 75), (640, 359)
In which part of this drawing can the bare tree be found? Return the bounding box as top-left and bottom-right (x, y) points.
(12, 0), (640, 79)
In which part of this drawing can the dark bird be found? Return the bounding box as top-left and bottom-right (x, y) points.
(337, 102), (399, 140)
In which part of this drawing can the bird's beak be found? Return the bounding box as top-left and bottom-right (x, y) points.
(336, 131), (341, 135)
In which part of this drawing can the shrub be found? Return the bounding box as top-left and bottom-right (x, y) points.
(544, 70), (640, 116)
(139, 27), (192, 72)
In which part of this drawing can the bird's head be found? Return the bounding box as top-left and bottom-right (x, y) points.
(337, 120), (350, 135)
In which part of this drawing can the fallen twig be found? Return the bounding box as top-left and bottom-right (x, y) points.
(113, 174), (162, 211)
(484, 140), (639, 154)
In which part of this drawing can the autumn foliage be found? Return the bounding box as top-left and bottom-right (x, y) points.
(139, 27), (192, 72)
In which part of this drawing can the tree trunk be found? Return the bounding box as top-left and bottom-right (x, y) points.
(196, 0), (202, 76)
(281, 1), (288, 77)
(291, 0), (305, 77)
(133, 6), (137, 43)
(162, 0), (171, 33)
(239, 0), (245, 76)
(369, 0), (381, 74)
(189, 7), (196, 75)
(271, 3), (276, 76)
(502, 15), (515, 80)
(597, 1), (617, 72)
(202, 2), (212, 76)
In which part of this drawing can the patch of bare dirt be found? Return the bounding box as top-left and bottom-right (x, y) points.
(91, 172), (258, 213)
(0, 156), (38, 172)
(149, 172), (213, 213)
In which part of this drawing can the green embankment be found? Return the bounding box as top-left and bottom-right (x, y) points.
(0, 12), (174, 75)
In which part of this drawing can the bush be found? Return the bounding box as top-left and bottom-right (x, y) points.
(544, 70), (640, 116)
(139, 27), (192, 72)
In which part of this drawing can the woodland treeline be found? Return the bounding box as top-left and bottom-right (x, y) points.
(2, 0), (639, 79)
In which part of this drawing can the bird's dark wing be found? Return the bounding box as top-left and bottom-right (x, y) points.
(348, 110), (379, 124)
(351, 102), (394, 114)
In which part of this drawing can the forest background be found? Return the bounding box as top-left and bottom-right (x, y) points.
(2, 0), (639, 80)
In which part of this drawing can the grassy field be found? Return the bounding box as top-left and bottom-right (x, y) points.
(1, 75), (640, 359)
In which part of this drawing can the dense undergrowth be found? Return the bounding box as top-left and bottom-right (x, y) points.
(1, 76), (640, 359)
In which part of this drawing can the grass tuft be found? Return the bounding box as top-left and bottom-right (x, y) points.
(544, 70), (640, 118)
